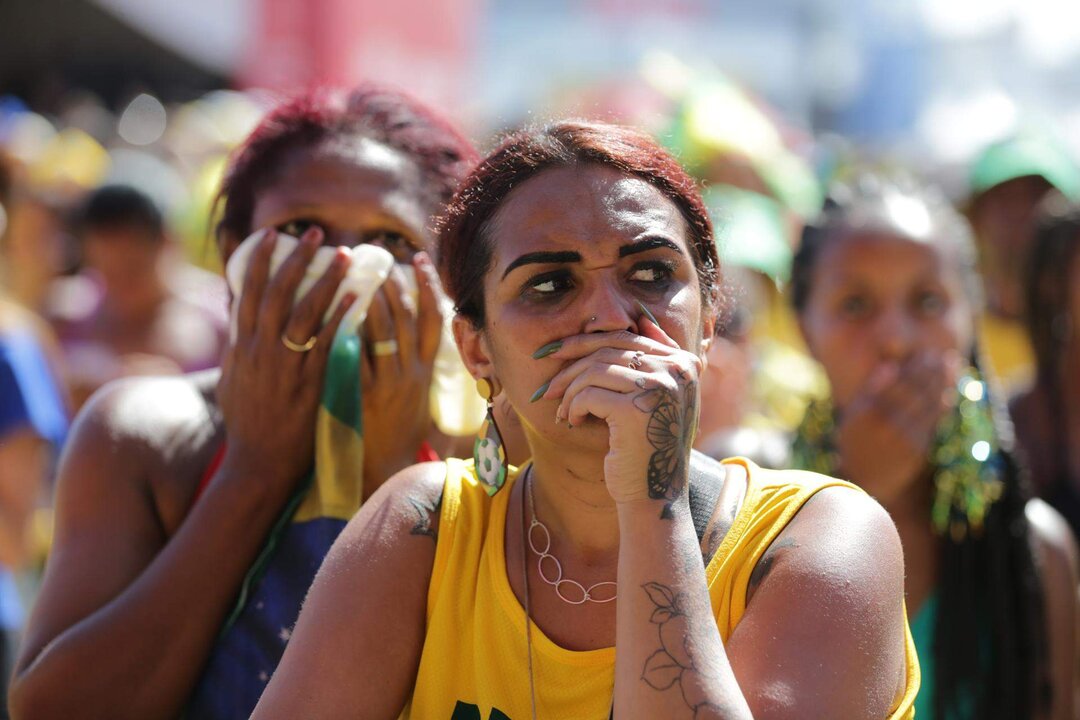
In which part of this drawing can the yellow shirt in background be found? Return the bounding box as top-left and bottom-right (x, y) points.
(979, 312), (1034, 394)
(403, 458), (920, 719)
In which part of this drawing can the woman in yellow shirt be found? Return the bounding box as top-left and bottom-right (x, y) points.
(253, 122), (918, 719)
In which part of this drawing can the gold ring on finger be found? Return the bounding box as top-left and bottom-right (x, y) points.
(371, 339), (399, 357)
(281, 333), (318, 353)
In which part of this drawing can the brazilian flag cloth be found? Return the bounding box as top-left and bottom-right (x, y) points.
(186, 232), (390, 719)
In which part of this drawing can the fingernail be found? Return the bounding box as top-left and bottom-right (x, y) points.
(636, 301), (659, 327)
(533, 341), (562, 359)
(530, 381), (550, 403)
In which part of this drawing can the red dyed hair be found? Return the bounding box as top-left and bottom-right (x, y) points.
(215, 85), (478, 244)
(438, 120), (720, 327)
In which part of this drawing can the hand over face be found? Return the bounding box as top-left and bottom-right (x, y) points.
(534, 312), (702, 514)
(358, 252), (445, 493)
(217, 228), (354, 487)
(835, 351), (960, 504)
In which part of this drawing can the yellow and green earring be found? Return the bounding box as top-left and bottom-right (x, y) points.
(473, 377), (507, 496)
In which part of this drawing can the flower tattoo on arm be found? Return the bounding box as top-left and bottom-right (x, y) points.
(641, 582), (724, 718)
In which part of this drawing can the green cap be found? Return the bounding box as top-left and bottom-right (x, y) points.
(970, 131), (1080, 200)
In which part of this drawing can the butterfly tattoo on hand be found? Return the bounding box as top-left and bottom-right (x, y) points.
(633, 381), (698, 519)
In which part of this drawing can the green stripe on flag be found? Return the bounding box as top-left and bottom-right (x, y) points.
(321, 331), (362, 430)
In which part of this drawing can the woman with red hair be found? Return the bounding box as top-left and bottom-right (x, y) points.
(253, 121), (920, 719)
(10, 86), (477, 720)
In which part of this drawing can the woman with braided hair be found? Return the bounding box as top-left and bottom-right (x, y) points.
(1011, 197), (1080, 539)
(790, 176), (1078, 719)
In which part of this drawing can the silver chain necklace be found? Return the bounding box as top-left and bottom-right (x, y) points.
(520, 467), (617, 720)
(526, 470), (618, 605)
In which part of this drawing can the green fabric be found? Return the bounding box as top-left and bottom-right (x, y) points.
(321, 332), (362, 429)
(909, 592), (980, 720)
(911, 593), (938, 720)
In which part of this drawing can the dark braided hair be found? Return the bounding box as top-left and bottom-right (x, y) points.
(1026, 196), (1080, 499)
(215, 85), (478, 243)
(791, 176), (1050, 719)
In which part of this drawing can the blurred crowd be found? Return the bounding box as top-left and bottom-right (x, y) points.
(0, 64), (1079, 718)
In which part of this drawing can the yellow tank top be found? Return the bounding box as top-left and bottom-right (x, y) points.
(404, 458), (920, 719)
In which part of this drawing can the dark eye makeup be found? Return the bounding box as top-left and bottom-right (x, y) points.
(518, 259), (679, 302)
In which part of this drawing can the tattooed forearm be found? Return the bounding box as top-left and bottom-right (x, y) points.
(640, 582), (722, 718)
(407, 491), (443, 542)
(634, 382), (698, 519)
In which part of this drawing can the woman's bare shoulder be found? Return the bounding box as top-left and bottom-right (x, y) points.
(73, 371), (219, 460)
(61, 371), (223, 524)
(334, 461), (448, 552)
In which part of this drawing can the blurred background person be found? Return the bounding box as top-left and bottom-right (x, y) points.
(670, 71), (829, 464)
(0, 153), (69, 719)
(50, 184), (228, 409)
(790, 176), (1078, 720)
(965, 131), (1080, 392)
(695, 266), (793, 468)
(1011, 195), (1080, 539)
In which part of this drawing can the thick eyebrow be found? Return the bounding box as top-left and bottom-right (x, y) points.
(499, 237), (684, 280)
(618, 236), (683, 258)
(501, 250), (582, 279)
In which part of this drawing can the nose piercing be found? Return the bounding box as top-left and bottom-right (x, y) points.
(590, 316), (597, 322)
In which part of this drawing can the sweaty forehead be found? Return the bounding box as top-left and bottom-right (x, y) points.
(490, 164), (686, 247)
(251, 137), (429, 231)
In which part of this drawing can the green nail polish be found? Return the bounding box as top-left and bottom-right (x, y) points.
(530, 381), (550, 403)
(636, 301), (659, 327)
(532, 340), (562, 359)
